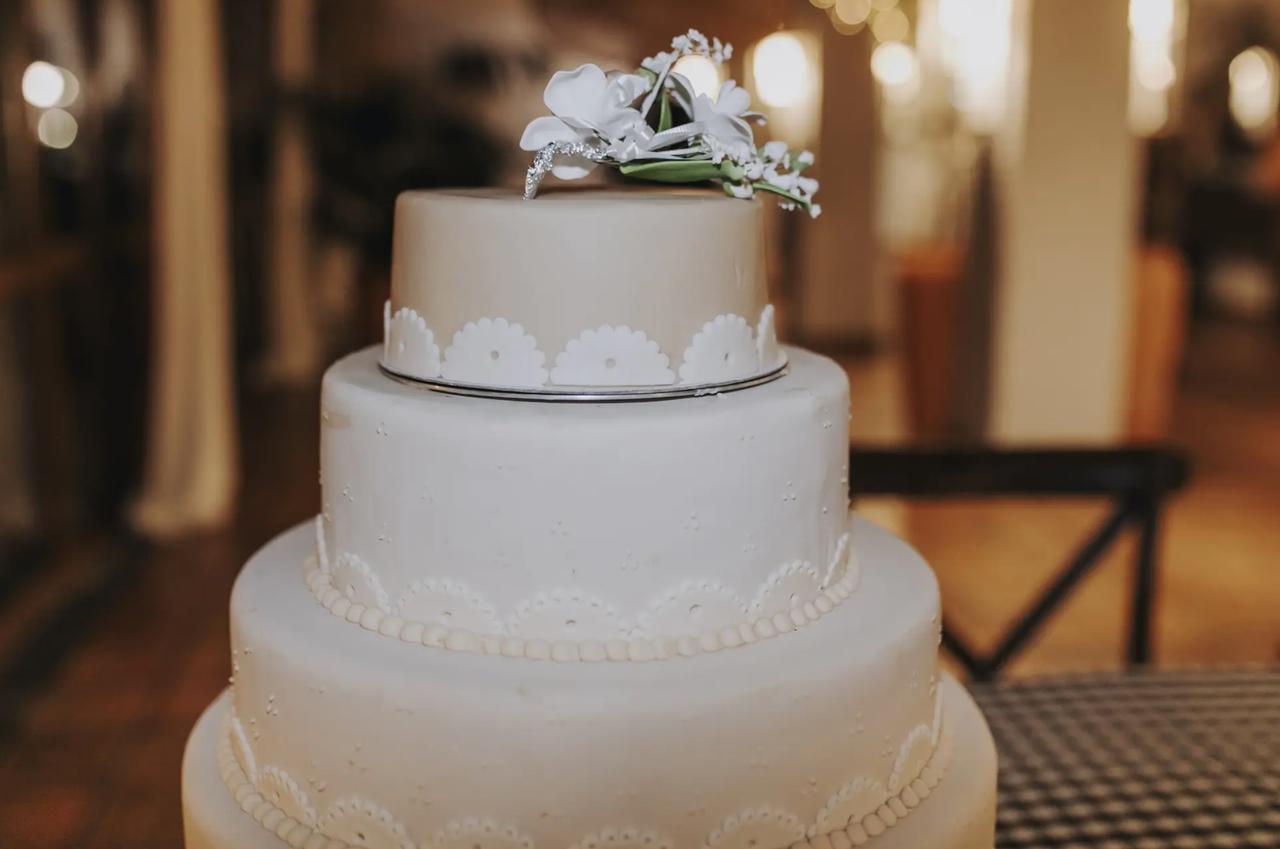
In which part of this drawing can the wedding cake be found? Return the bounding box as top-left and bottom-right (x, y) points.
(181, 31), (996, 849)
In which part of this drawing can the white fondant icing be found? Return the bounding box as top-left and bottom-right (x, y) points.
(383, 303), (441, 380)
(433, 818), (534, 849)
(330, 552), (391, 613)
(308, 530), (856, 658)
(639, 580), (747, 636)
(813, 778), (888, 836)
(320, 798), (414, 849)
(679, 314), (757, 383)
(507, 591), (627, 641)
(550, 325), (674, 386)
(390, 190), (769, 391)
(393, 578), (501, 633)
(194, 680), (991, 849)
(322, 349), (849, 634)
(570, 828), (674, 849)
(229, 714), (257, 785)
(257, 766), (317, 828)
(705, 808), (806, 849)
(755, 304), (779, 369)
(888, 726), (933, 795)
(218, 521), (958, 849)
(441, 318), (548, 387)
(749, 560), (823, 617)
(822, 533), (851, 589)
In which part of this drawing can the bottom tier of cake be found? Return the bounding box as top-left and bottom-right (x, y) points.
(184, 678), (994, 849)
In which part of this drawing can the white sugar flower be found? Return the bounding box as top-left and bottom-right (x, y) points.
(641, 49), (678, 74)
(519, 64), (650, 178)
(762, 164), (799, 192)
(761, 140), (789, 162)
(690, 80), (755, 160)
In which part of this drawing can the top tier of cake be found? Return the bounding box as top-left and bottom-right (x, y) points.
(383, 188), (779, 392)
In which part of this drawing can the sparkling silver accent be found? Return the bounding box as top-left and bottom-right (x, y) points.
(523, 140), (609, 200)
(380, 354), (790, 403)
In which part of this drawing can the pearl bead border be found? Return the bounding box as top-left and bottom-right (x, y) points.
(304, 563), (859, 664)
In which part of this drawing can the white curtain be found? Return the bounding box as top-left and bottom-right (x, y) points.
(129, 0), (237, 535)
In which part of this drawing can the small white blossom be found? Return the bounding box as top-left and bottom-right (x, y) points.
(641, 49), (677, 74)
(762, 140), (789, 162)
(726, 182), (755, 199)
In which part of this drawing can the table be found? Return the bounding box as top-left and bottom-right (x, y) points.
(974, 668), (1280, 848)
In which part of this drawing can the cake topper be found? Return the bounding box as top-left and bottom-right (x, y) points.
(521, 29), (820, 216)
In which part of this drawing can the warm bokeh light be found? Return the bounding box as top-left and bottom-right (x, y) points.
(870, 0), (899, 10)
(54, 68), (80, 107)
(1136, 55), (1176, 91)
(809, 0), (837, 8)
(36, 107), (78, 148)
(871, 8), (910, 44)
(833, 0), (872, 27)
(937, 0), (1012, 133)
(21, 61), (65, 108)
(671, 54), (723, 100)
(1229, 46), (1280, 136)
(752, 32), (813, 109)
(1129, 0), (1176, 42)
(1128, 0), (1180, 136)
(871, 41), (919, 105)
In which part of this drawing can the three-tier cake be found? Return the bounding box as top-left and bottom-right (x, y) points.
(181, 187), (997, 849)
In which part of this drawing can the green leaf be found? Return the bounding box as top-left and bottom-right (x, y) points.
(658, 91), (673, 133)
(718, 160), (745, 182)
(619, 159), (724, 184)
(751, 181), (813, 213)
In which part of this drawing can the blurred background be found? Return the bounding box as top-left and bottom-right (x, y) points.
(0, 0), (1278, 846)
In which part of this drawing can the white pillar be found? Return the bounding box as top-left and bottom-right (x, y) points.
(258, 0), (323, 383)
(129, 0), (238, 535)
(989, 0), (1138, 442)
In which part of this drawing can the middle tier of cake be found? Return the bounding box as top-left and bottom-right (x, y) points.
(317, 346), (852, 648)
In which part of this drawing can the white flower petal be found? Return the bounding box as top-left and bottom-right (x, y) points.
(544, 64), (608, 121)
(519, 115), (582, 151)
(607, 73), (651, 106)
(716, 80), (752, 117)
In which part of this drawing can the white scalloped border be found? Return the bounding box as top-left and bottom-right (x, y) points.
(307, 520), (859, 664)
(216, 700), (951, 849)
(380, 302), (782, 389)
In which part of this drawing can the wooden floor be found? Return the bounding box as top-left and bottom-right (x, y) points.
(0, 319), (1277, 848)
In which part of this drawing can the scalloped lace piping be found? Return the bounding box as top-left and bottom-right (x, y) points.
(306, 520), (859, 663)
(217, 696), (950, 849)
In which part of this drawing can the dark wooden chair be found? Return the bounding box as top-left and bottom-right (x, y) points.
(848, 445), (1190, 681)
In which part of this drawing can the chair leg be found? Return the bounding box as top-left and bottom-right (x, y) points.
(940, 622), (989, 681)
(1128, 495), (1160, 666)
(984, 502), (1130, 677)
